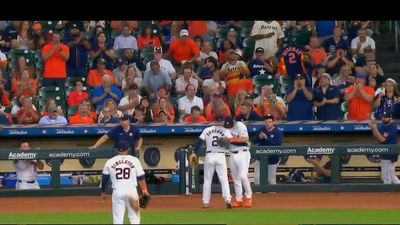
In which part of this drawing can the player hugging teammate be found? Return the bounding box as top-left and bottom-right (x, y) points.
(190, 116), (253, 208)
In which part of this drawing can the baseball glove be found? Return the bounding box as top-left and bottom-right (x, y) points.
(139, 194), (151, 208)
(189, 153), (199, 168)
(216, 137), (231, 149)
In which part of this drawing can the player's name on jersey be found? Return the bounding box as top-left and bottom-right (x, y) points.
(111, 159), (135, 169)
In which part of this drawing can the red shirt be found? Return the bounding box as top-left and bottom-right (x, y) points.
(167, 39), (200, 64)
(16, 108), (40, 124)
(183, 116), (207, 123)
(68, 91), (89, 107)
(138, 36), (161, 50)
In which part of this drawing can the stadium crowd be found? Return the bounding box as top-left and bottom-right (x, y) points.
(0, 20), (394, 125)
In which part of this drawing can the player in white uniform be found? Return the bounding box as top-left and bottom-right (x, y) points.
(14, 142), (44, 190)
(101, 141), (149, 224)
(223, 116), (253, 208)
(190, 115), (232, 209)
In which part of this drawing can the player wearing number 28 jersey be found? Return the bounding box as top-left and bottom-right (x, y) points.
(102, 141), (147, 224)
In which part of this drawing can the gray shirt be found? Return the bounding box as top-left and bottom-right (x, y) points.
(38, 116), (68, 125)
(143, 70), (172, 93)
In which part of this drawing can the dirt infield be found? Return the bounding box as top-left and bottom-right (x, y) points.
(1, 193), (400, 214)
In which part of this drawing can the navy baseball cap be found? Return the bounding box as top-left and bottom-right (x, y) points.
(224, 116), (235, 128)
(295, 73), (307, 80)
(255, 47), (264, 53)
(215, 115), (225, 122)
(117, 140), (130, 152)
(264, 113), (275, 120)
(383, 111), (393, 118)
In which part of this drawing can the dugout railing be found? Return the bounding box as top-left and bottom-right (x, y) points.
(1, 145), (400, 197)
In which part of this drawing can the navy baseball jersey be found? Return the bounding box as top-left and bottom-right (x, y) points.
(378, 121), (398, 162)
(253, 126), (282, 164)
(278, 46), (306, 80)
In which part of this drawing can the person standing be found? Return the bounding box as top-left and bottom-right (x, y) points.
(89, 115), (143, 157)
(14, 142), (44, 190)
(369, 111), (400, 184)
(189, 115), (232, 209)
(252, 114), (282, 185)
(223, 116), (253, 208)
(101, 140), (150, 224)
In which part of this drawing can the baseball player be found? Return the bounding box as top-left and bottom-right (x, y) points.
(14, 142), (44, 190)
(223, 116), (253, 208)
(190, 115), (232, 209)
(101, 140), (150, 224)
(369, 111), (400, 184)
(253, 114), (282, 185)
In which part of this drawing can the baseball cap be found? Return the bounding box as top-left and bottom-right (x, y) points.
(180, 29), (189, 37)
(255, 47), (264, 53)
(154, 46), (163, 53)
(71, 23), (79, 29)
(117, 140), (130, 152)
(229, 49), (242, 57)
(224, 116), (235, 128)
(119, 115), (130, 121)
(97, 58), (106, 65)
(116, 58), (125, 65)
(215, 115), (225, 122)
(382, 110), (393, 118)
(321, 73), (332, 80)
(264, 113), (275, 120)
(386, 78), (397, 85)
(295, 73), (307, 80)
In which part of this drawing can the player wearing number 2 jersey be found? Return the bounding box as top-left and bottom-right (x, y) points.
(277, 46), (307, 82)
(192, 115), (233, 209)
(101, 140), (149, 224)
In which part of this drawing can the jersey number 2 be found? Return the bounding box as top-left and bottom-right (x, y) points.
(212, 136), (218, 147)
(116, 168), (131, 180)
(288, 52), (297, 64)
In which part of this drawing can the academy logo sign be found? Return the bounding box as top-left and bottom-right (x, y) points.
(307, 147), (335, 155)
(8, 152), (37, 160)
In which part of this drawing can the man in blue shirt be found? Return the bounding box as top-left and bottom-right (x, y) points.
(248, 47), (274, 79)
(369, 111), (400, 184)
(235, 104), (262, 122)
(63, 23), (90, 78)
(313, 73), (341, 120)
(89, 115), (143, 157)
(92, 75), (122, 111)
(252, 114), (282, 185)
(286, 73), (314, 121)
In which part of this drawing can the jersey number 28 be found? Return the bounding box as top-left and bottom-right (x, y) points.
(116, 168), (131, 180)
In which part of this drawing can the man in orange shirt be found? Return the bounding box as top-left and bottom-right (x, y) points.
(344, 73), (374, 121)
(183, 106), (207, 124)
(88, 58), (115, 88)
(69, 101), (95, 125)
(306, 36), (328, 66)
(167, 29), (200, 67)
(41, 32), (70, 87)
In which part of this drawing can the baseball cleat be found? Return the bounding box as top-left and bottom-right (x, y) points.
(232, 201), (243, 208)
(201, 203), (210, 208)
(225, 201), (233, 209)
(244, 198), (253, 207)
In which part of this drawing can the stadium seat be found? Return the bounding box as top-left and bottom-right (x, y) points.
(38, 21), (58, 33)
(39, 86), (66, 98)
(253, 74), (281, 96)
(216, 28), (230, 40)
(279, 76), (294, 95)
(8, 49), (36, 68)
(239, 21), (254, 29)
(137, 21), (154, 31)
(240, 27), (252, 38)
(68, 106), (79, 117)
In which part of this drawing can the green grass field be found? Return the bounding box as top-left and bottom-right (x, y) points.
(0, 210), (399, 224)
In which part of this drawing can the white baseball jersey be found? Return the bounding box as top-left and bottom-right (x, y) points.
(229, 121), (249, 151)
(14, 160), (38, 181)
(103, 155), (145, 194)
(251, 21), (285, 58)
(199, 125), (232, 152)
